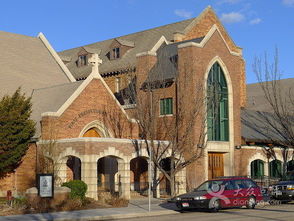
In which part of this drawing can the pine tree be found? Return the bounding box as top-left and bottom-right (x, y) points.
(0, 88), (35, 178)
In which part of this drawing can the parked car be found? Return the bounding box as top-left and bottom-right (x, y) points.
(269, 173), (294, 203)
(175, 176), (263, 212)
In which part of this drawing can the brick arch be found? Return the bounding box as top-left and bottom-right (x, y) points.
(58, 147), (84, 163)
(79, 120), (113, 138)
(247, 152), (268, 176)
(95, 146), (129, 163)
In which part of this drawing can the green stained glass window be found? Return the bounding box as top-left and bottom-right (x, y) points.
(207, 62), (229, 141)
(251, 160), (265, 178)
(270, 160), (282, 178)
(160, 98), (173, 115)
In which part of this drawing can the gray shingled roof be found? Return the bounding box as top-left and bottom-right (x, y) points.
(242, 78), (294, 143)
(246, 78), (294, 112)
(31, 81), (83, 138)
(58, 18), (195, 79)
(0, 31), (72, 98)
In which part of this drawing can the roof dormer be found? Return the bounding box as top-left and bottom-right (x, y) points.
(76, 46), (101, 67)
(108, 38), (134, 60)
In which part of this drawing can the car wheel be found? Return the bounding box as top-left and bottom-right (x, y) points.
(210, 199), (220, 212)
(246, 196), (256, 209)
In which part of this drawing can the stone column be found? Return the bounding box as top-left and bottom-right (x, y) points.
(55, 158), (67, 186)
(118, 160), (130, 200)
(82, 156), (98, 200)
(175, 168), (187, 195)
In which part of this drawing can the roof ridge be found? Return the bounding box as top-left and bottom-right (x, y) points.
(58, 17), (195, 54)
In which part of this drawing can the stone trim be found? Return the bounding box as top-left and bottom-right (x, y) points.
(37, 32), (76, 82)
(178, 24), (242, 57)
(204, 56), (235, 176)
(136, 35), (168, 57)
(41, 70), (136, 123)
(78, 120), (113, 138)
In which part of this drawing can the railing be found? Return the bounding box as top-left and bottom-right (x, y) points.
(248, 175), (280, 188)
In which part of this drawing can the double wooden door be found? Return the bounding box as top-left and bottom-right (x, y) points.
(208, 153), (224, 179)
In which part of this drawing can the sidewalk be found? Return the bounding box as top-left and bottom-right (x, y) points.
(0, 198), (179, 221)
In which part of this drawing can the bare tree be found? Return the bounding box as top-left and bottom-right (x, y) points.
(123, 49), (209, 197)
(243, 48), (294, 178)
(37, 121), (63, 185)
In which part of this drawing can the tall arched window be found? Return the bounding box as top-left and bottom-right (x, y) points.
(251, 160), (264, 178)
(207, 62), (229, 141)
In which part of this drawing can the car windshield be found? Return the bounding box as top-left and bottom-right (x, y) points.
(194, 180), (225, 192)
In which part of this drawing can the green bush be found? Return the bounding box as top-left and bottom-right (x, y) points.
(62, 180), (88, 200)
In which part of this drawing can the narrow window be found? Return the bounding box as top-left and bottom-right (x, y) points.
(77, 55), (87, 67)
(112, 47), (120, 59)
(251, 160), (264, 178)
(270, 160), (282, 178)
(207, 62), (229, 141)
(160, 98), (173, 115)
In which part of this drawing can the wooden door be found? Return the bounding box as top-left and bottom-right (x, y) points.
(208, 153), (224, 179)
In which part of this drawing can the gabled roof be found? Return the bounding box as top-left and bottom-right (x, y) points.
(0, 31), (74, 97)
(58, 17), (195, 79)
(31, 81), (83, 138)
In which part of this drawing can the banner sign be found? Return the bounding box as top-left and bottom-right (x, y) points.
(37, 174), (54, 198)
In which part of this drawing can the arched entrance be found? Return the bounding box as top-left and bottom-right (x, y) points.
(130, 157), (148, 194)
(159, 158), (172, 196)
(66, 156), (81, 181)
(97, 156), (120, 194)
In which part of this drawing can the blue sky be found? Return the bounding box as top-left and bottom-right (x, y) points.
(1, 0), (293, 83)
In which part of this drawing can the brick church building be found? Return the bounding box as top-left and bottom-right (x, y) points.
(0, 6), (293, 199)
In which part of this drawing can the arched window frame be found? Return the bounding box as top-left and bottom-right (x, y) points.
(207, 62), (229, 141)
(250, 159), (265, 178)
(269, 160), (282, 178)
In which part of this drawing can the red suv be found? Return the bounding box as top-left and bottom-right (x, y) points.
(175, 176), (263, 212)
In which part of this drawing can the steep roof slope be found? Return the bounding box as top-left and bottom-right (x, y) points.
(58, 18), (194, 79)
(242, 78), (294, 142)
(246, 78), (294, 112)
(31, 81), (83, 137)
(0, 31), (72, 97)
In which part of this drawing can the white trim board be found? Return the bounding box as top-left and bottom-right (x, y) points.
(178, 24), (242, 57)
(37, 32), (76, 82)
(41, 71), (136, 123)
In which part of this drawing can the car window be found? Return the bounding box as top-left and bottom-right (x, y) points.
(234, 180), (246, 189)
(195, 180), (224, 191)
(243, 179), (257, 188)
(224, 181), (235, 190)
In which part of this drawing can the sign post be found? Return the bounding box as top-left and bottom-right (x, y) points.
(37, 174), (54, 198)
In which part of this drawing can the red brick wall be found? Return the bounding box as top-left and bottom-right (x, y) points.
(41, 78), (139, 140)
(0, 143), (37, 196)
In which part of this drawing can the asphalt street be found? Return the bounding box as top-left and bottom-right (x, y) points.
(126, 203), (294, 221)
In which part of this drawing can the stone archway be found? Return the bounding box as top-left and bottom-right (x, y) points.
(130, 157), (148, 194)
(97, 156), (119, 194)
(66, 156), (81, 181)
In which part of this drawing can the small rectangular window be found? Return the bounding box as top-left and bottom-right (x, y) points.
(112, 47), (120, 59)
(160, 98), (173, 115)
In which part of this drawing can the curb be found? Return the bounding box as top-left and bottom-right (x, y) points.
(0, 209), (179, 221)
(77, 210), (179, 221)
